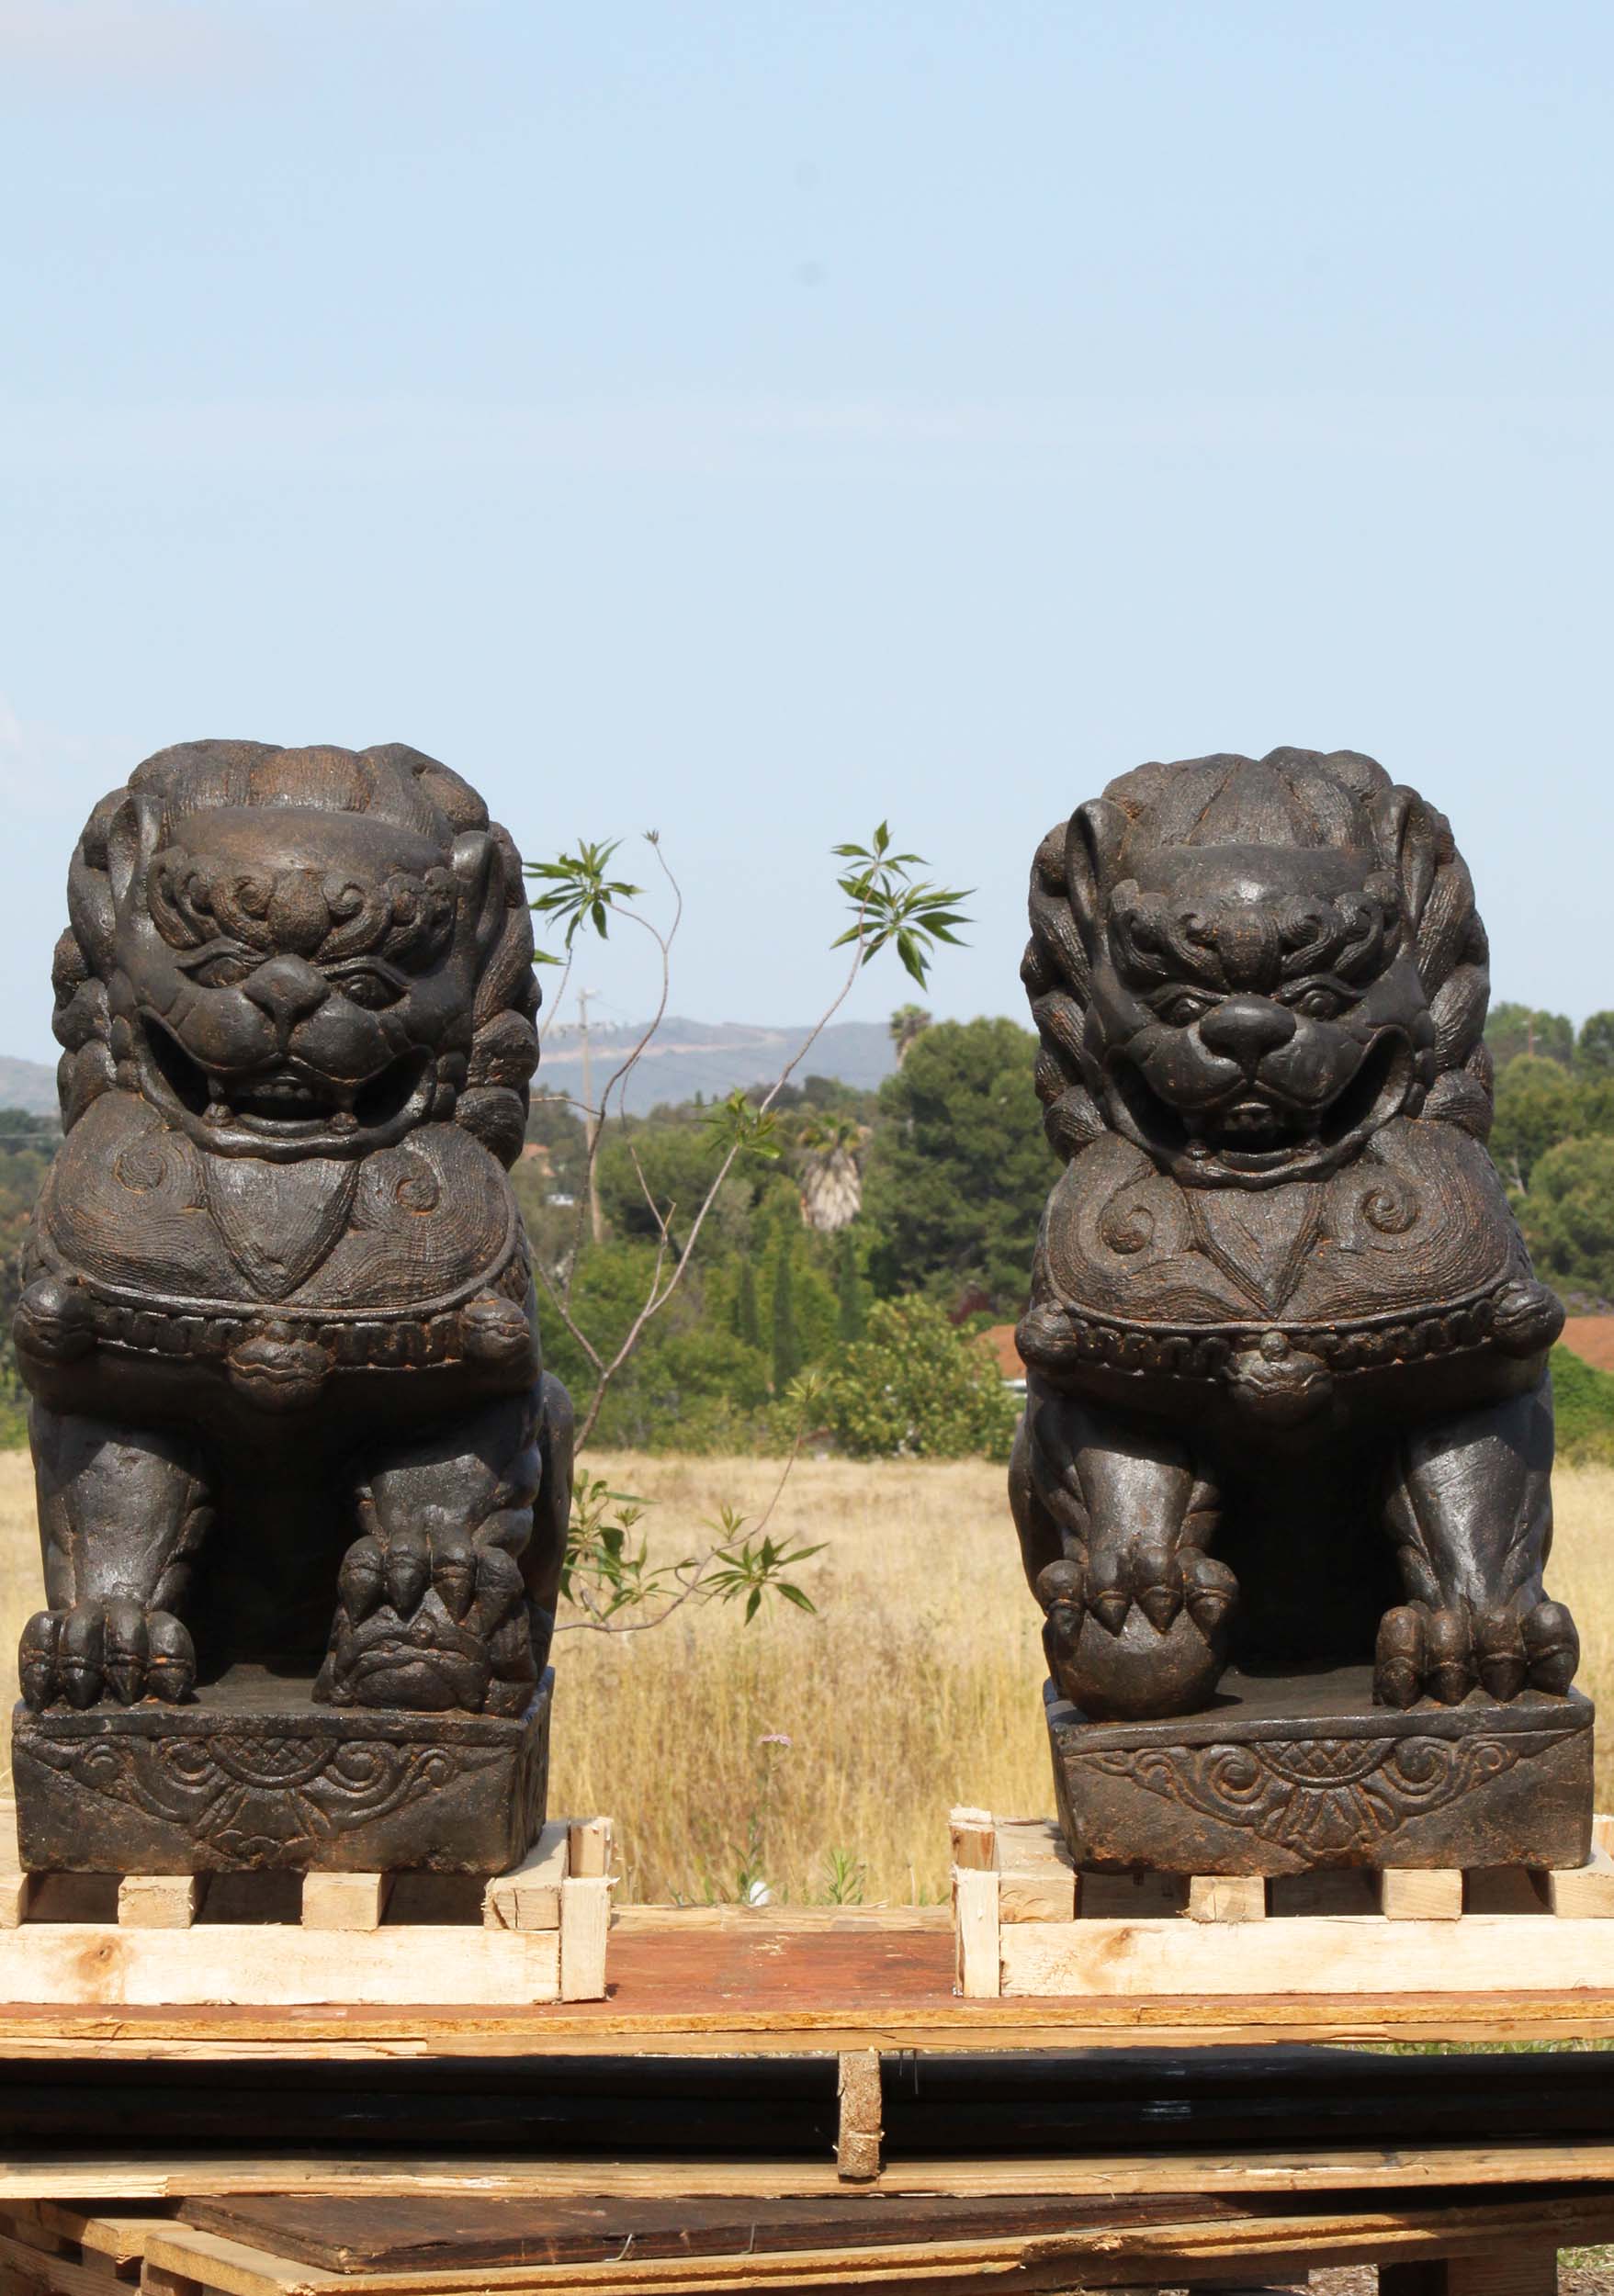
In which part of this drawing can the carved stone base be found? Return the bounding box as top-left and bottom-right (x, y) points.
(10, 1665), (551, 1875)
(1045, 1667), (1594, 1875)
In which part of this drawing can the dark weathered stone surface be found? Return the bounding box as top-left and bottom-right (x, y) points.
(12, 1667), (551, 1874)
(1009, 748), (1587, 1871)
(1047, 1669), (1593, 1875)
(8, 743), (571, 1874)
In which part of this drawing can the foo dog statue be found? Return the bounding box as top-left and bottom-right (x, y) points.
(9, 741), (571, 1874)
(1011, 748), (1591, 1874)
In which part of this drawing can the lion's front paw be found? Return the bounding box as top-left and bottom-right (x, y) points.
(1036, 1546), (1237, 1721)
(1375, 1596), (1579, 1707)
(317, 1530), (536, 1715)
(18, 1601), (195, 1711)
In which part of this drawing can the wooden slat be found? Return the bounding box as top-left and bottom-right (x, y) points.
(1380, 1870), (1464, 1921)
(0, 1924), (559, 2008)
(567, 1818), (613, 1880)
(999, 1911), (1614, 1998)
(992, 1821), (1077, 1923)
(483, 1825), (568, 1934)
(559, 1878), (612, 2002)
(301, 1874), (393, 1933)
(952, 1868), (999, 1999)
(947, 1808), (995, 1874)
(834, 2050), (881, 2184)
(1539, 1844), (1614, 1918)
(8, 2137), (1614, 2203)
(118, 1876), (203, 1931)
(1187, 1875), (1266, 1923)
(123, 2197), (1614, 2296)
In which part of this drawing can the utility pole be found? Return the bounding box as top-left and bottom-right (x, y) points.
(577, 988), (604, 1245)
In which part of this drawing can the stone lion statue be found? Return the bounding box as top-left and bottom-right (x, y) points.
(1010, 747), (1576, 1721)
(14, 741), (572, 1719)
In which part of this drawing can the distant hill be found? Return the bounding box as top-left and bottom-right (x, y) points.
(0, 1020), (898, 1127)
(536, 1017), (896, 1115)
(0, 1058), (58, 1119)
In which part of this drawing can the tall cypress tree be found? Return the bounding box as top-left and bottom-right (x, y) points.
(771, 1231), (803, 1392)
(733, 1258), (762, 1351)
(835, 1229), (863, 1344)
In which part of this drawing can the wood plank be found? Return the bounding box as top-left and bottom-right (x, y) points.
(483, 1826), (567, 1934)
(992, 1822), (1077, 1923)
(17, 2137), (1614, 2203)
(952, 1867), (999, 1999)
(610, 1906), (949, 1936)
(0, 1926), (559, 2008)
(175, 2192), (1243, 2275)
(1380, 1870), (1464, 1921)
(1187, 1875), (1267, 1923)
(32, 2212), (152, 2269)
(1445, 2245), (1561, 2296)
(117, 1877), (202, 1931)
(1540, 1845), (1614, 1919)
(947, 1808), (995, 1874)
(0, 2230), (141, 2296)
(834, 2051), (881, 2184)
(100, 2191), (1614, 2296)
(300, 1874), (393, 1933)
(567, 1818), (613, 1880)
(999, 1911), (1614, 1998)
(0, 1871), (35, 1932)
(559, 1878), (611, 2003)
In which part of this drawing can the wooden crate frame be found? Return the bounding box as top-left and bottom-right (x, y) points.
(951, 1806), (1614, 2000)
(0, 1808), (614, 2009)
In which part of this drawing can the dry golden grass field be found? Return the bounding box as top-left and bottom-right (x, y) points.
(0, 1449), (1610, 1905)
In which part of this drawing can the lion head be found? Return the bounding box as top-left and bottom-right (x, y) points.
(51, 741), (539, 1166)
(1022, 748), (1494, 1189)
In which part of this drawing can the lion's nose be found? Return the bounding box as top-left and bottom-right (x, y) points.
(1197, 995), (1296, 1068)
(242, 955), (330, 1032)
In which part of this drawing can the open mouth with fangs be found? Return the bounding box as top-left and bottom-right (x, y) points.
(141, 1020), (428, 1144)
(1109, 1032), (1413, 1184)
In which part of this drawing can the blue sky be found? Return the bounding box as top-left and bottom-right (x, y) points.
(2, 1), (1610, 1064)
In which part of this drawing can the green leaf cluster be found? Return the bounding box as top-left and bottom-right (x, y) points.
(817, 1297), (1021, 1462)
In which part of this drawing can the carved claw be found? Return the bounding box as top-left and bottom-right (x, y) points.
(144, 1611), (197, 1704)
(1376, 1595), (1579, 1708)
(1131, 1540), (1182, 1632)
(59, 1604), (106, 1710)
(1425, 1606), (1473, 1705)
(432, 1531), (477, 1624)
(100, 1598), (149, 1706)
(17, 1611), (61, 1710)
(1375, 1604), (1426, 1710)
(18, 1601), (194, 1709)
(1522, 1599), (1579, 1695)
(1474, 1607), (1528, 1702)
(1181, 1550), (1238, 1638)
(337, 1535), (387, 1624)
(1088, 1544), (1130, 1636)
(384, 1532), (431, 1618)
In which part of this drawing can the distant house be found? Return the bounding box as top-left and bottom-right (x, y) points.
(980, 1324), (1027, 1397)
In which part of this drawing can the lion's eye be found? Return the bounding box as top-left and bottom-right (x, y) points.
(189, 952), (254, 990)
(334, 969), (401, 1011)
(1292, 986), (1346, 1021)
(1162, 993), (1211, 1028)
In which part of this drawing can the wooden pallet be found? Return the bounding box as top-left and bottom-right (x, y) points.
(0, 1811), (614, 2009)
(951, 1806), (1614, 2000)
(0, 2181), (1601, 2296)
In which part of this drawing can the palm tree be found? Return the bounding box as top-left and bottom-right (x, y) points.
(796, 1112), (864, 1233)
(889, 1004), (931, 1067)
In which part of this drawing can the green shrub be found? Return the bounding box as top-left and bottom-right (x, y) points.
(820, 1297), (1021, 1461)
(1551, 1344), (1614, 1467)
